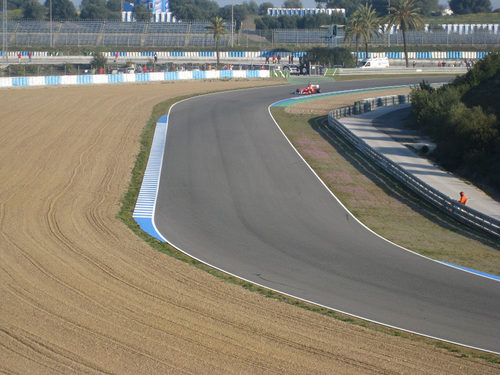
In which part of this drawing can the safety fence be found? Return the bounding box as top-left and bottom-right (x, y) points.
(103, 51), (307, 59)
(355, 51), (491, 60)
(272, 28), (500, 46)
(0, 50), (306, 59)
(0, 69), (270, 88)
(328, 95), (500, 239)
(1, 50), (492, 63)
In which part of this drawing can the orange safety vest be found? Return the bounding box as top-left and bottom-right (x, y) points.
(459, 194), (467, 204)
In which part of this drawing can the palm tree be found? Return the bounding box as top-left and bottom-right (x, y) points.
(358, 4), (381, 58)
(384, 0), (424, 67)
(206, 16), (227, 68)
(344, 10), (363, 66)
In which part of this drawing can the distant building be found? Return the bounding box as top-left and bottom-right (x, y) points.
(441, 23), (500, 34)
(441, 8), (454, 16)
(122, 0), (177, 22)
(382, 23), (500, 34)
(267, 7), (346, 17)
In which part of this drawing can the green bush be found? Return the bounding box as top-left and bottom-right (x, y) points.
(410, 54), (500, 191)
(91, 51), (107, 70)
(302, 47), (355, 68)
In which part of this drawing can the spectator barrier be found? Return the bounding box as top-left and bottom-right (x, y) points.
(1, 50), (493, 63)
(355, 51), (490, 60)
(328, 95), (500, 239)
(0, 69), (271, 88)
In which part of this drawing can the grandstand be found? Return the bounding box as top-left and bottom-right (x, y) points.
(1, 20), (499, 48)
(147, 22), (190, 33)
(102, 34), (143, 47)
(145, 34), (186, 47)
(0, 20), (227, 47)
(103, 22), (147, 33)
(59, 21), (103, 33)
(57, 33), (100, 46)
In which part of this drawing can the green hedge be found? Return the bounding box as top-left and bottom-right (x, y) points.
(410, 52), (500, 191)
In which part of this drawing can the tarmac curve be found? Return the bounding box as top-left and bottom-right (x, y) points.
(153, 77), (500, 354)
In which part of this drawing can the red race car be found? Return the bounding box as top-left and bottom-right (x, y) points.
(295, 83), (321, 95)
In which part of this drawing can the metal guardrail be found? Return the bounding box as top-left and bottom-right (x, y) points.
(328, 95), (500, 239)
(336, 67), (468, 75)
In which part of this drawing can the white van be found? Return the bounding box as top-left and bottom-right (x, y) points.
(357, 57), (389, 69)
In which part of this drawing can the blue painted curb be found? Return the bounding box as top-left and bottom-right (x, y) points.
(438, 261), (500, 281)
(132, 115), (168, 242)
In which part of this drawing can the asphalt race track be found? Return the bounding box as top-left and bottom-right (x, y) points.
(154, 77), (500, 353)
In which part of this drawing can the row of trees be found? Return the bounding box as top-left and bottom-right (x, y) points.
(6, 0), (122, 20)
(344, 0), (424, 67)
(410, 53), (500, 191)
(319, 0), (494, 16)
(4, 0), (497, 22)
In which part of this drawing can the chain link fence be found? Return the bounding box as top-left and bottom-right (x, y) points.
(1, 21), (500, 48)
(0, 20), (231, 48)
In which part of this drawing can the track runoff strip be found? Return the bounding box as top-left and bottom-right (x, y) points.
(132, 115), (167, 241)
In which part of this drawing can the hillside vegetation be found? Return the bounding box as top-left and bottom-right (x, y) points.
(410, 52), (500, 193)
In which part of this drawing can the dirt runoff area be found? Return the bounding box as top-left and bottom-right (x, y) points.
(0, 80), (498, 374)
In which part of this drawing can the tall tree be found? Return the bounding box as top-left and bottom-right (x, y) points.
(133, 3), (150, 21)
(44, 0), (77, 20)
(358, 4), (381, 56)
(79, 0), (107, 19)
(258, 2), (274, 15)
(449, 0), (492, 14)
(7, 0), (29, 10)
(384, 0), (424, 67)
(244, 0), (259, 14)
(344, 9), (363, 65)
(170, 0), (219, 21)
(283, 0), (302, 8)
(414, 0), (439, 16)
(105, 0), (122, 19)
(218, 4), (248, 31)
(206, 16), (227, 67)
(315, 0), (328, 8)
(22, 0), (45, 19)
(106, 0), (121, 12)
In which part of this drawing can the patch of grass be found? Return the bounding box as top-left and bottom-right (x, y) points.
(118, 84), (499, 365)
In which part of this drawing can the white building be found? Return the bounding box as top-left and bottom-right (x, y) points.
(122, 0), (177, 23)
(267, 8), (346, 17)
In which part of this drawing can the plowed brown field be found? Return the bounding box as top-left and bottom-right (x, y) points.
(0, 81), (498, 374)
